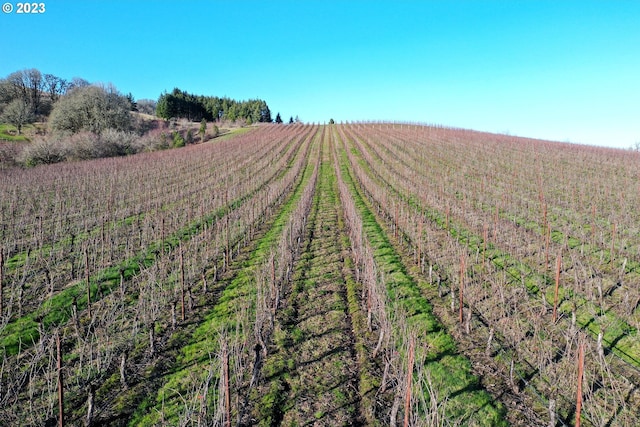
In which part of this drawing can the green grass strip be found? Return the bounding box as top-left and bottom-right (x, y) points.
(335, 135), (506, 426)
(130, 129), (321, 426)
(0, 134), (308, 357)
(2, 128), (301, 273)
(346, 129), (640, 370)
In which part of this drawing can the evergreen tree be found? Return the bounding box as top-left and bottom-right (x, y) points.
(289, 116), (294, 124)
(199, 118), (207, 142)
(126, 92), (138, 111)
(257, 100), (271, 122)
(172, 131), (185, 147)
(156, 92), (174, 119)
(275, 112), (282, 124)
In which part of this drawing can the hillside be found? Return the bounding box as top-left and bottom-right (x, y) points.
(0, 123), (639, 426)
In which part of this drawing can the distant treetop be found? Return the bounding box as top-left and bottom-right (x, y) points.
(156, 88), (272, 123)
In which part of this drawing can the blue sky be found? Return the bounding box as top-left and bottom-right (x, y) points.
(1, 0), (639, 148)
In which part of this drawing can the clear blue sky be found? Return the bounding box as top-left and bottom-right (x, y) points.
(1, 0), (639, 148)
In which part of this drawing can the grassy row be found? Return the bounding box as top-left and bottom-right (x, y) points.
(361, 123), (639, 274)
(0, 127), (316, 425)
(345, 125), (640, 370)
(77, 127), (317, 425)
(341, 129), (556, 424)
(252, 133), (371, 425)
(342, 125), (639, 424)
(333, 151), (382, 426)
(2, 125), (302, 273)
(334, 128), (507, 426)
(129, 128), (321, 425)
(0, 131), (311, 357)
(0, 125), (305, 296)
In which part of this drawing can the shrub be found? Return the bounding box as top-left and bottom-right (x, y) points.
(17, 129), (146, 166)
(97, 129), (137, 157)
(132, 129), (170, 152)
(0, 141), (24, 170)
(65, 131), (101, 160)
(48, 85), (132, 134)
(59, 130), (138, 160)
(17, 136), (67, 166)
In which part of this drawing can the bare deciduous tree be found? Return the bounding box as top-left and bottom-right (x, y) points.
(1, 99), (34, 134)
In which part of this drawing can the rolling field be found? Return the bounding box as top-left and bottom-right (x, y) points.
(1, 123), (639, 426)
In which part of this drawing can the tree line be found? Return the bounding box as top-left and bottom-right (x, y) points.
(0, 69), (278, 166)
(156, 88), (272, 124)
(2, 70), (277, 136)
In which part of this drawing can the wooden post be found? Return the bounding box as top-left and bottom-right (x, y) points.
(161, 216), (165, 253)
(417, 221), (422, 269)
(404, 338), (415, 427)
(575, 342), (585, 427)
(222, 341), (231, 427)
(120, 351), (127, 389)
(610, 223), (616, 264)
(86, 384), (94, 426)
(57, 332), (64, 427)
(445, 205), (450, 230)
(149, 322), (156, 356)
(545, 224), (551, 270)
(553, 254), (561, 322)
(493, 205), (498, 241)
(202, 270), (208, 294)
(591, 205), (596, 243)
(482, 225), (488, 270)
(270, 255), (276, 293)
(100, 220), (105, 267)
(394, 204), (399, 239)
(84, 247), (91, 319)
(225, 190), (230, 267)
(459, 255), (465, 324)
(0, 250), (4, 316)
(38, 215), (43, 248)
(179, 244), (185, 322)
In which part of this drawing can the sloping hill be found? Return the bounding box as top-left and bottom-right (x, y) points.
(1, 123), (638, 426)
